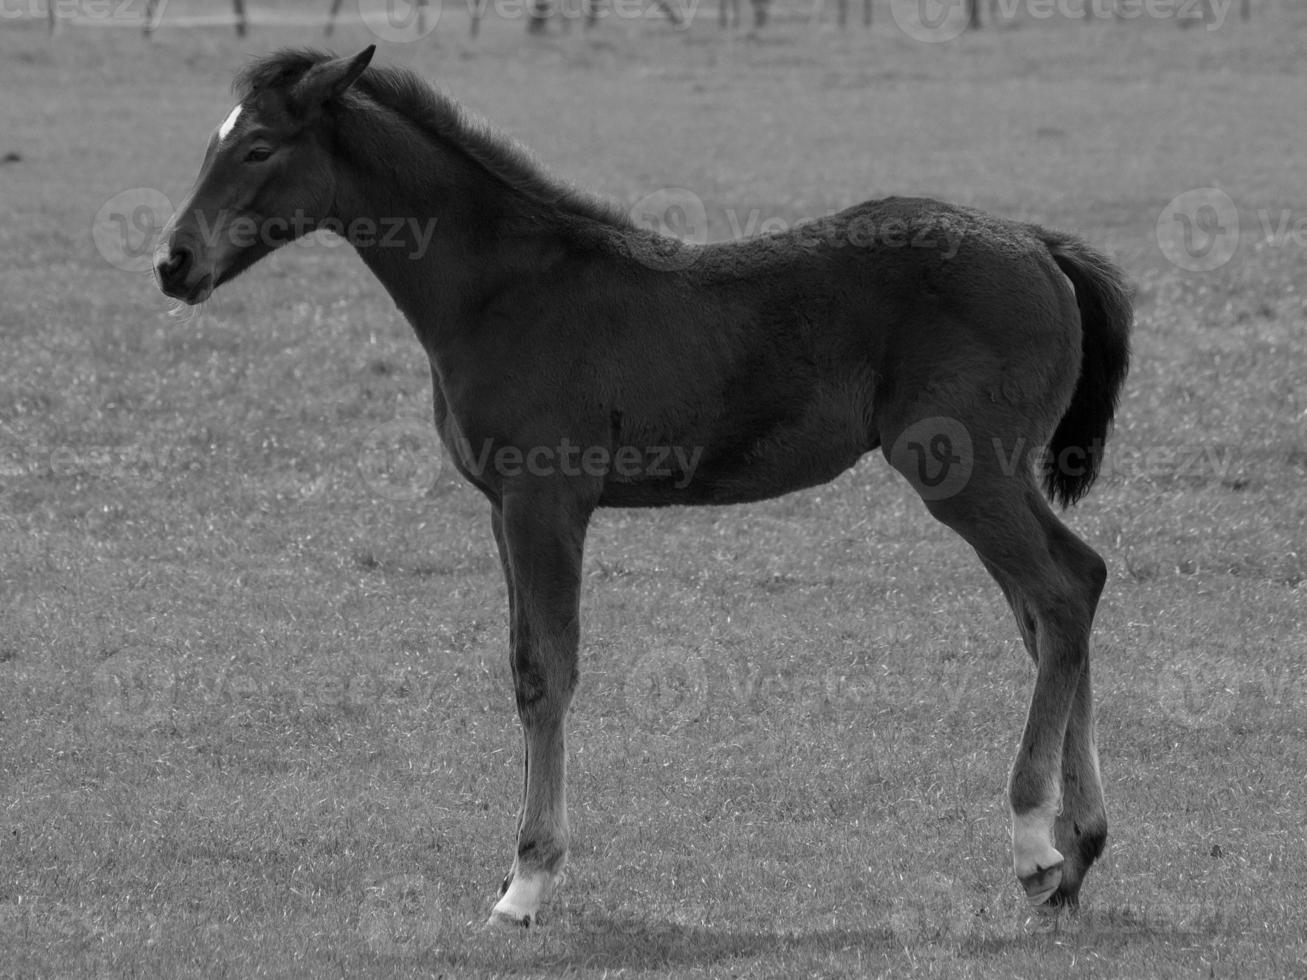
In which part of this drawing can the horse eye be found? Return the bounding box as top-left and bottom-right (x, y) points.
(244, 146), (273, 164)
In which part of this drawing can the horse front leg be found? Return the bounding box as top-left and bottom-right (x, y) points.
(487, 482), (593, 928)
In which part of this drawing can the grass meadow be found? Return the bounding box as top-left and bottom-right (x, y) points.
(2, 2), (1306, 976)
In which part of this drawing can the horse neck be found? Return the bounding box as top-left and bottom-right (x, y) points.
(327, 106), (586, 350)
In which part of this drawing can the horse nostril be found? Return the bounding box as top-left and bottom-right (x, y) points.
(157, 245), (193, 283)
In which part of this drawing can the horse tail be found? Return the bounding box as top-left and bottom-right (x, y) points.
(1040, 231), (1133, 508)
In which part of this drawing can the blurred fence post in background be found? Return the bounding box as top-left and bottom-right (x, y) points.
(527, 0), (549, 33)
(29, 0), (1267, 44)
(140, 0), (247, 38)
(834, 0), (874, 28)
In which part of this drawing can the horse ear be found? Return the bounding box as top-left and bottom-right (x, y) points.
(294, 45), (375, 111)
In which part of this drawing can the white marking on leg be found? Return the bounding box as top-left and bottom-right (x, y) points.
(1011, 796), (1063, 879)
(217, 104), (243, 143)
(488, 870), (561, 927)
(1087, 708), (1104, 786)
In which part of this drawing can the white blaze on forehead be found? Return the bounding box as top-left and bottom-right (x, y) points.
(217, 104), (243, 143)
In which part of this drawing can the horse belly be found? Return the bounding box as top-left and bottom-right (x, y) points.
(695, 417), (872, 504)
(599, 383), (876, 507)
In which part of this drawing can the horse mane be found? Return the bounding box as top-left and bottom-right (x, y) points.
(235, 49), (629, 229)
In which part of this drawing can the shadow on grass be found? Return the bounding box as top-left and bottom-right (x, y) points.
(459, 904), (1229, 972)
(963, 904), (1227, 956)
(496, 913), (895, 971)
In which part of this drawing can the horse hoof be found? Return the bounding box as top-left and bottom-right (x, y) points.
(486, 869), (561, 930)
(484, 909), (533, 930)
(1019, 860), (1064, 906)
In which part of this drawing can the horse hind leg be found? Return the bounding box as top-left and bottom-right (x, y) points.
(888, 426), (1105, 906)
(985, 517), (1108, 907)
(971, 494), (1100, 905)
(1051, 657), (1107, 906)
(1040, 515), (1109, 906)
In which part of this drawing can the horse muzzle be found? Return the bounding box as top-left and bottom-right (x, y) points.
(154, 241), (216, 305)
